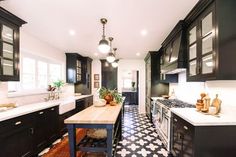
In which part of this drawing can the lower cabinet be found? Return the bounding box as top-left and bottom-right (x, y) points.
(59, 109), (76, 136)
(84, 95), (93, 108)
(172, 113), (236, 157)
(0, 97), (93, 157)
(59, 96), (93, 136)
(34, 106), (59, 152)
(172, 114), (193, 157)
(0, 114), (34, 157)
(122, 92), (138, 105)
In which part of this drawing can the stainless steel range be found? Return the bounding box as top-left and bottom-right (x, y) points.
(152, 99), (194, 152)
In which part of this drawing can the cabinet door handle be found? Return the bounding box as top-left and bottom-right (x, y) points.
(51, 108), (55, 111)
(39, 111), (44, 115)
(30, 128), (34, 134)
(184, 126), (188, 130)
(174, 118), (177, 122)
(15, 121), (22, 126)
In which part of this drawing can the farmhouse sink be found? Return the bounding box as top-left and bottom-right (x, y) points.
(59, 98), (76, 115)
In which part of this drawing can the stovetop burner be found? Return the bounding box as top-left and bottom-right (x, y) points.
(156, 99), (195, 108)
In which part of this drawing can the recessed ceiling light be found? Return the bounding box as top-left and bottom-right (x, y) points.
(140, 29), (147, 36)
(69, 30), (76, 36)
(94, 53), (99, 56)
(136, 53), (141, 56)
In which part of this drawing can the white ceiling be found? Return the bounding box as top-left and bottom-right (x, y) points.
(1, 0), (199, 59)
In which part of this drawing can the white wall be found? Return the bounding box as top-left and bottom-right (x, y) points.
(170, 72), (236, 107)
(0, 30), (74, 105)
(91, 59), (102, 100)
(91, 59), (146, 113)
(118, 60), (146, 113)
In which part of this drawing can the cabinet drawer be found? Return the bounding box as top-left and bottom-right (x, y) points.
(0, 114), (34, 133)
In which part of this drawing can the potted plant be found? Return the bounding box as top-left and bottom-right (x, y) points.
(98, 87), (123, 105)
(53, 80), (65, 91)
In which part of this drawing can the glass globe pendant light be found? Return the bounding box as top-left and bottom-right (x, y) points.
(111, 48), (118, 67)
(98, 18), (110, 53)
(112, 59), (119, 68)
(106, 38), (116, 63)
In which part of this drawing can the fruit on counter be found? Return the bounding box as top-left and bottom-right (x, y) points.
(104, 94), (113, 104)
(110, 101), (117, 106)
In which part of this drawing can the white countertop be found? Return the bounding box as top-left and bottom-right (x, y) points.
(171, 108), (236, 126)
(0, 94), (92, 122)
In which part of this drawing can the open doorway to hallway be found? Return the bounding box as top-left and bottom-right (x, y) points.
(121, 70), (139, 106)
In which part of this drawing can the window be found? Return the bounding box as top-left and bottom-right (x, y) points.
(38, 61), (47, 88)
(123, 79), (132, 89)
(22, 57), (36, 89)
(8, 52), (63, 93)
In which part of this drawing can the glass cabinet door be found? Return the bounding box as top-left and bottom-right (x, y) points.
(2, 59), (14, 76)
(2, 25), (14, 43)
(188, 26), (197, 76)
(1, 24), (15, 77)
(201, 12), (214, 74)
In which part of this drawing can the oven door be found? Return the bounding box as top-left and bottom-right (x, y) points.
(152, 102), (162, 128)
(161, 108), (170, 139)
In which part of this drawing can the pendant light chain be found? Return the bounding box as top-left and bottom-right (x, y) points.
(102, 23), (105, 39)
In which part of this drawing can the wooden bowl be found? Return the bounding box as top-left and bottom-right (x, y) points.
(201, 108), (208, 112)
(162, 95), (170, 99)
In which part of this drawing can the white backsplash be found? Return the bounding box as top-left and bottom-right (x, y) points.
(170, 72), (236, 107)
(0, 82), (74, 106)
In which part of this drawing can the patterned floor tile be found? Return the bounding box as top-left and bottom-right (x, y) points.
(115, 106), (169, 157)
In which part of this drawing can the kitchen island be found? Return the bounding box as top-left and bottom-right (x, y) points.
(64, 103), (123, 157)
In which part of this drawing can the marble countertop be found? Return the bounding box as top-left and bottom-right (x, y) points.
(0, 94), (92, 122)
(171, 108), (236, 126)
(65, 103), (122, 124)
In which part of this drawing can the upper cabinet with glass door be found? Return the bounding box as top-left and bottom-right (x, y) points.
(0, 7), (26, 81)
(185, 0), (236, 81)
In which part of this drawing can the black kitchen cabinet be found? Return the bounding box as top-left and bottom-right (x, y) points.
(172, 114), (194, 157)
(145, 51), (169, 121)
(72, 55), (93, 95)
(75, 98), (86, 113)
(34, 106), (59, 153)
(122, 92), (138, 105)
(100, 59), (118, 90)
(81, 57), (92, 94)
(59, 109), (76, 136)
(0, 7), (26, 81)
(171, 113), (236, 157)
(185, 0), (236, 81)
(66, 53), (84, 84)
(59, 96), (93, 136)
(0, 114), (34, 157)
(84, 95), (93, 108)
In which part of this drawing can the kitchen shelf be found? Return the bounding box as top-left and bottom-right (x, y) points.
(77, 136), (107, 153)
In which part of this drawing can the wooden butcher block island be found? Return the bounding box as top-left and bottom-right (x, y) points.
(64, 103), (123, 157)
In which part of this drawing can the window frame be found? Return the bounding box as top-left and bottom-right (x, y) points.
(8, 51), (64, 97)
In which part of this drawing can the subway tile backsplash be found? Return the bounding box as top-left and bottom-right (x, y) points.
(170, 72), (236, 106)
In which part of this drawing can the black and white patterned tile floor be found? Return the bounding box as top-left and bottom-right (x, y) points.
(115, 106), (168, 157)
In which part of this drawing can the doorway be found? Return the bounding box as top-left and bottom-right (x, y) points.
(121, 70), (139, 105)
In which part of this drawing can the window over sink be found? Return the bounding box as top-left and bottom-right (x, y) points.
(8, 51), (63, 96)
